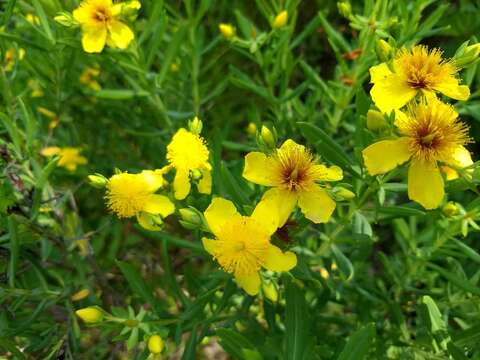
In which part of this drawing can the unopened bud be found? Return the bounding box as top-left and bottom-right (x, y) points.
(188, 116), (203, 135)
(336, 187), (356, 200)
(120, 0), (141, 20)
(366, 110), (387, 131)
(376, 39), (393, 62)
(76, 307), (103, 323)
(337, 2), (352, 18)
(219, 23), (235, 39)
(148, 335), (164, 354)
(88, 174), (108, 188)
(454, 43), (480, 68)
(71, 289), (90, 301)
(272, 10), (288, 29)
(124, 319), (139, 327)
(259, 125), (277, 149)
(443, 202), (459, 217)
(262, 281), (278, 302)
(246, 122), (257, 135)
(54, 12), (78, 27)
(179, 208), (204, 230)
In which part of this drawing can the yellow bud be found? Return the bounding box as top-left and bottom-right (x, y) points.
(71, 289), (90, 301)
(260, 125), (276, 148)
(376, 39), (393, 62)
(75, 307), (103, 323)
(170, 62), (180, 72)
(246, 122), (257, 135)
(219, 23), (235, 39)
(262, 281), (278, 302)
(272, 10), (288, 29)
(148, 335), (164, 354)
(366, 110), (387, 131)
(188, 116), (203, 135)
(319, 268), (329, 279)
(88, 174), (108, 188)
(337, 2), (352, 18)
(336, 187), (356, 200)
(443, 202), (459, 217)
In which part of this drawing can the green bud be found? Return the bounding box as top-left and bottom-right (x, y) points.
(366, 110), (387, 131)
(188, 116), (203, 135)
(87, 174), (108, 188)
(336, 187), (356, 200)
(442, 202), (459, 217)
(454, 43), (480, 68)
(337, 1), (352, 18)
(257, 125), (277, 151)
(179, 207), (204, 230)
(376, 39), (393, 62)
(54, 12), (78, 27)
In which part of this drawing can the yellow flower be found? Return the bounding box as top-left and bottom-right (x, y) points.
(76, 307), (103, 323)
(370, 45), (470, 113)
(105, 171), (174, 230)
(148, 335), (164, 354)
(243, 140), (343, 226)
(4, 48), (25, 72)
(219, 23), (235, 39)
(362, 98), (472, 209)
(73, 0), (138, 53)
(37, 107), (59, 129)
(80, 67), (101, 91)
(202, 198), (297, 295)
(26, 13), (40, 25)
(272, 10), (288, 29)
(41, 147), (88, 171)
(166, 128), (212, 200)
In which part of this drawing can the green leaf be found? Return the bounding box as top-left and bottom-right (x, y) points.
(284, 277), (309, 360)
(330, 244), (354, 281)
(94, 89), (150, 99)
(219, 162), (250, 206)
(337, 323), (375, 360)
(216, 328), (259, 360)
(32, 0), (54, 42)
(181, 324), (198, 360)
(1, 0), (16, 26)
(30, 157), (59, 219)
(116, 260), (158, 310)
(422, 296), (446, 333)
(156, 22), (188, 86)
(7, 216), (18, 288)
(377, 206), (425, 217)
(427, 263), (480, 295)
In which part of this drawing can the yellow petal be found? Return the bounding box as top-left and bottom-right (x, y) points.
(202, 237), (217, 255)
(143, 195), (175, 217)
(235, 272), (260, 296)
(393, 109), (408, 128)
(197, 169), (212, 194)
(137, 212), (162, 231)
(41, 146), (61, 156)
(173, 170), (191, 200)
(433, 79), (470, 101)
(204, 197), (238, 236)
(441, 166), (459, 181)
(311, 164), (343, 181)
(73, 6), (90, 24)
(261, 188), (297, 228)
(408, 159), (444, 210)
(140, 170), (164, 192)
(362, 138), (411, 175)
(251, 198), (279, 235)
(369, 63), (392, 83)
(298, 186), (336, 223)
(280, 138), (304, 151)
(446, 145), (473, 168)
(243, 152), (276, 186)
(370, 75), (417, 113)
(108, 20), (134, 49)
(263, 245), (297, 272)
(81, 26), (107, 53)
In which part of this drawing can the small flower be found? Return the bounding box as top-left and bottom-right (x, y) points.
(202, 198), (297, 295)
(219, 23), (235, 39)
(37, 107), (59, 129)
(243, 139), (343, 226)
(148, 335), (164, 354)
(370, 45), (470, 113)
(25, 13), (40, 25)
(272, 10), (288, 29)
(166, 128), (212, 200)
(41, 146), (88, 171)
(80, 67), (101, 91)
(76, 307), (103, 323)
(73, 0), (139, 53)
(105, 171), (174, 230)
(4, 48), (25, 72)
(362, 98), (472, 209)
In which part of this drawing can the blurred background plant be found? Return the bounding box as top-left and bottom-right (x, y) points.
(1, 0), (480, 359)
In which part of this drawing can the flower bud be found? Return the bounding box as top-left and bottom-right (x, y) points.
(54, 12), (78, 27)
(188, 116), (203, 135)
(246, 122), (257, 136)
(376, 39), (393, 62)
(259, 125), (277, 149)
(262, 281), (278, 302)
(454, 43), (480, 68)
(179, 208), (204, 230)
(148, 335), (164, 354)
(337, 2), (352, 18)
(443, 202), (459, 217)
(88, 174), (108, 188)
(219, 23), (235, 39)
(272, 10), (288, 29)
(71, 289), (90, 301)
(120, 0), (141, 20)
(76, 307), (103, 323)
(366, 110), (387, 131)
(336, 187), (356, 200)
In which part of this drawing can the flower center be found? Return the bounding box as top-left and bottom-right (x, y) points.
(167, 129), (210, 171)
(274, 145), (316, 192)
(105, 173), (151, 218)
(213, 217), (270, 277)
(92, 6), (111, 23)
